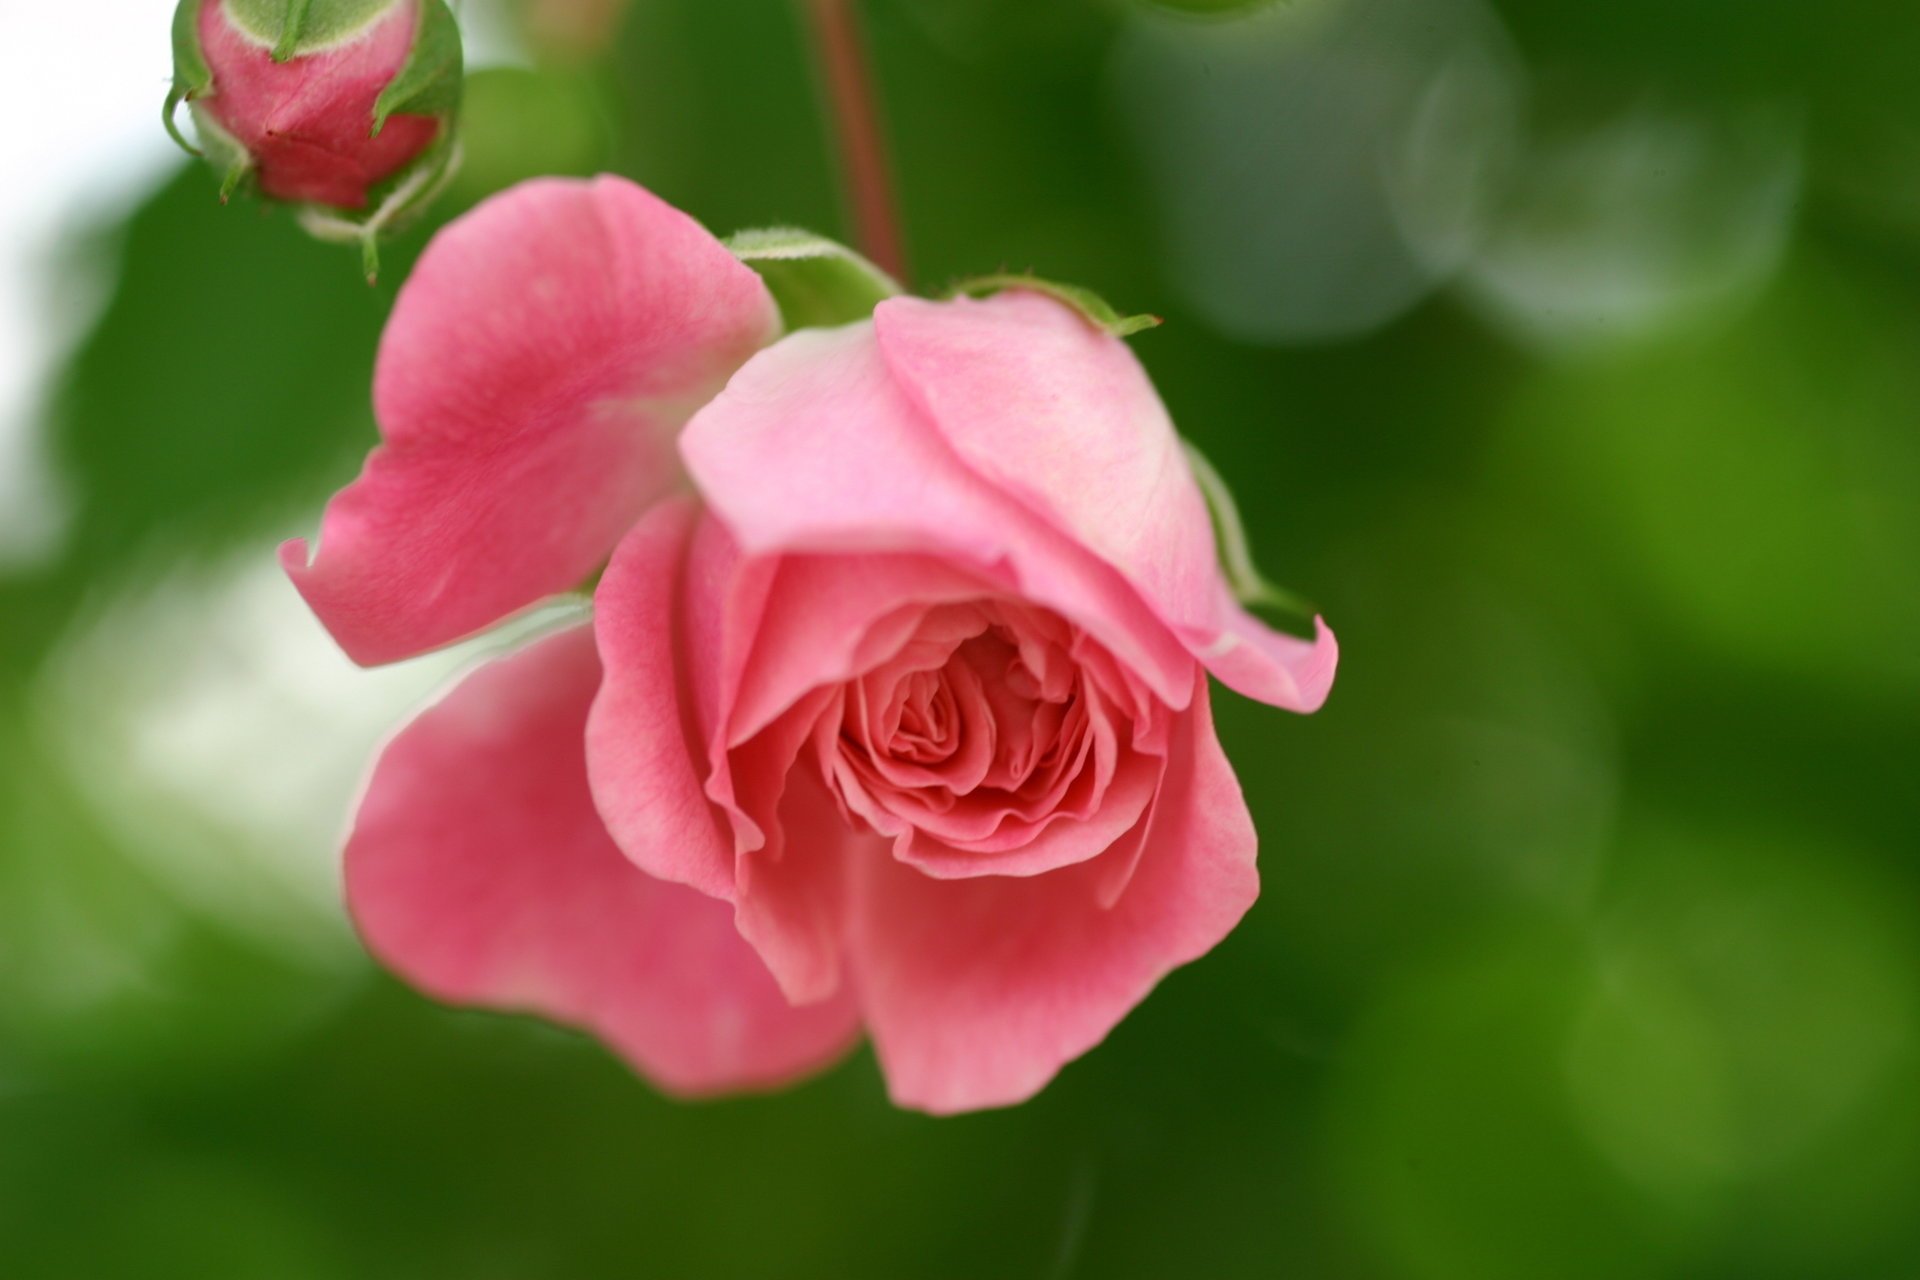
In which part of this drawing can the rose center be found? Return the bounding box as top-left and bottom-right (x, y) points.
(834, 615), (1086, 814)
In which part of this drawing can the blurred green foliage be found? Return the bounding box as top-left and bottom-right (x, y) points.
(3, 0), (1918, 1276)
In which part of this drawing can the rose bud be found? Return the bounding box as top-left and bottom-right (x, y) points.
(166, 0), (463, 274)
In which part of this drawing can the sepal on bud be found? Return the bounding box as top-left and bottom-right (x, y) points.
(948, 273), (1162, 338)
(724, 227), (903, 330)
(164, 0), (213, 157)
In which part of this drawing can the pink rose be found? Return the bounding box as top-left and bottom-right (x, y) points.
(287, 177), (1336, 1111)
(172, 0), (454, 209)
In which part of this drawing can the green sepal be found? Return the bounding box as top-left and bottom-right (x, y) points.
(295, 130), (462, 283)
(372, 0), (464, 137)
(218, 156), (250, 203)
(185, 101), (255, 202)
(947, 274), (1162, 338)
(223, 0), (397, 60)
(272, 0), (313, 59)
(724, 228), (903, 330)
(1184, 441), (1320, 641)
(164, 0), (212, 157)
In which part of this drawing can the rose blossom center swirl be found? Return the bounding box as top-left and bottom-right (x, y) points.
(796, 600), (1166, 881)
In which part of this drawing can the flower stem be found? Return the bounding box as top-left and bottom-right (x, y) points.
(800, 0), (909, 285)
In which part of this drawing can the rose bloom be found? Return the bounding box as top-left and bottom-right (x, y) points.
(286, 177), (1336, 1112)
(187, 0), (444, 207)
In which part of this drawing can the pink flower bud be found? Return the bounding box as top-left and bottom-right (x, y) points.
(168, 0), (462, 211)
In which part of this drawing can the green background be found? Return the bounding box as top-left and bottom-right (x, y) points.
(4, 0), (1918, 1275)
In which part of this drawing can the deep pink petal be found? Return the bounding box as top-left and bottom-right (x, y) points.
(874, 292), (1338, 713)
(680, 323), (1198, 709)
(346, 624), (859, 1096)
(585, 496), (736, 901)
(847, 671), (1258, 1113)
(284, 176), (779, 665)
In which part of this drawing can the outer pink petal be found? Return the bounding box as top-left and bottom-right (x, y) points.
(585, 497), (735, 902)
(346, 624), (859, 1096)
(1187, 599), (1340, 714)
(847, 672), (1259, 1114)
(679, 323), (1198, 709)
(283, 176), (780, 665)
(874, 292), (1337, 713)
(591, 506), (857, 1005)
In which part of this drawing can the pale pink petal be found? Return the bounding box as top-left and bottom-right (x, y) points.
(585, 496), (735, 901)
(346, 625), (859, 1096)
(847, 672), (1258, 1113)
(284, 176), (779, 665)
(874, 291), (1338, 713)
(1183, 600), (1340, 714)
(874, 293), (1218, 628)
(680, 323), (1198, 708)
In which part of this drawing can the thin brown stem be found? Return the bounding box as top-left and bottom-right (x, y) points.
(800, 0), (910, 284)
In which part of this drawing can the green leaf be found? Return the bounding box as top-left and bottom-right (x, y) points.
(724, 227), (903, 329)
(164, 0), (211, 158)
(1184, 441), (1320, 640)
(947, 274), (1161, 338)
(372, 0), (464, 136)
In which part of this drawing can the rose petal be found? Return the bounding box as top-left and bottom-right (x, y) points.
(733, 760), (862, 1005)
(892, 750), (1162, 881)
(591, 506), (857, 1005)
(874, 293), (1215, 625)
(847, 671), (1259, 1113)
(346, 624), (859, 1095)
(727, 554), (994, 748)
(586, 496), (735, 901)
(874, 292), (1338, 713)
(680, 322), (1198, 709)
(284, 176), (779, 665)
(1182, 596), (1340, 714)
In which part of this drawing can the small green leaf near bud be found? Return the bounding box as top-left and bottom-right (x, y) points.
(1184, 441), (1321, 640)
(725, 227), (904, 330)
(164, 0), (212, 157)
(947, 274), (1162, 339)
(950, 273), (1162, 338)
(373, 1), (464, 137)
